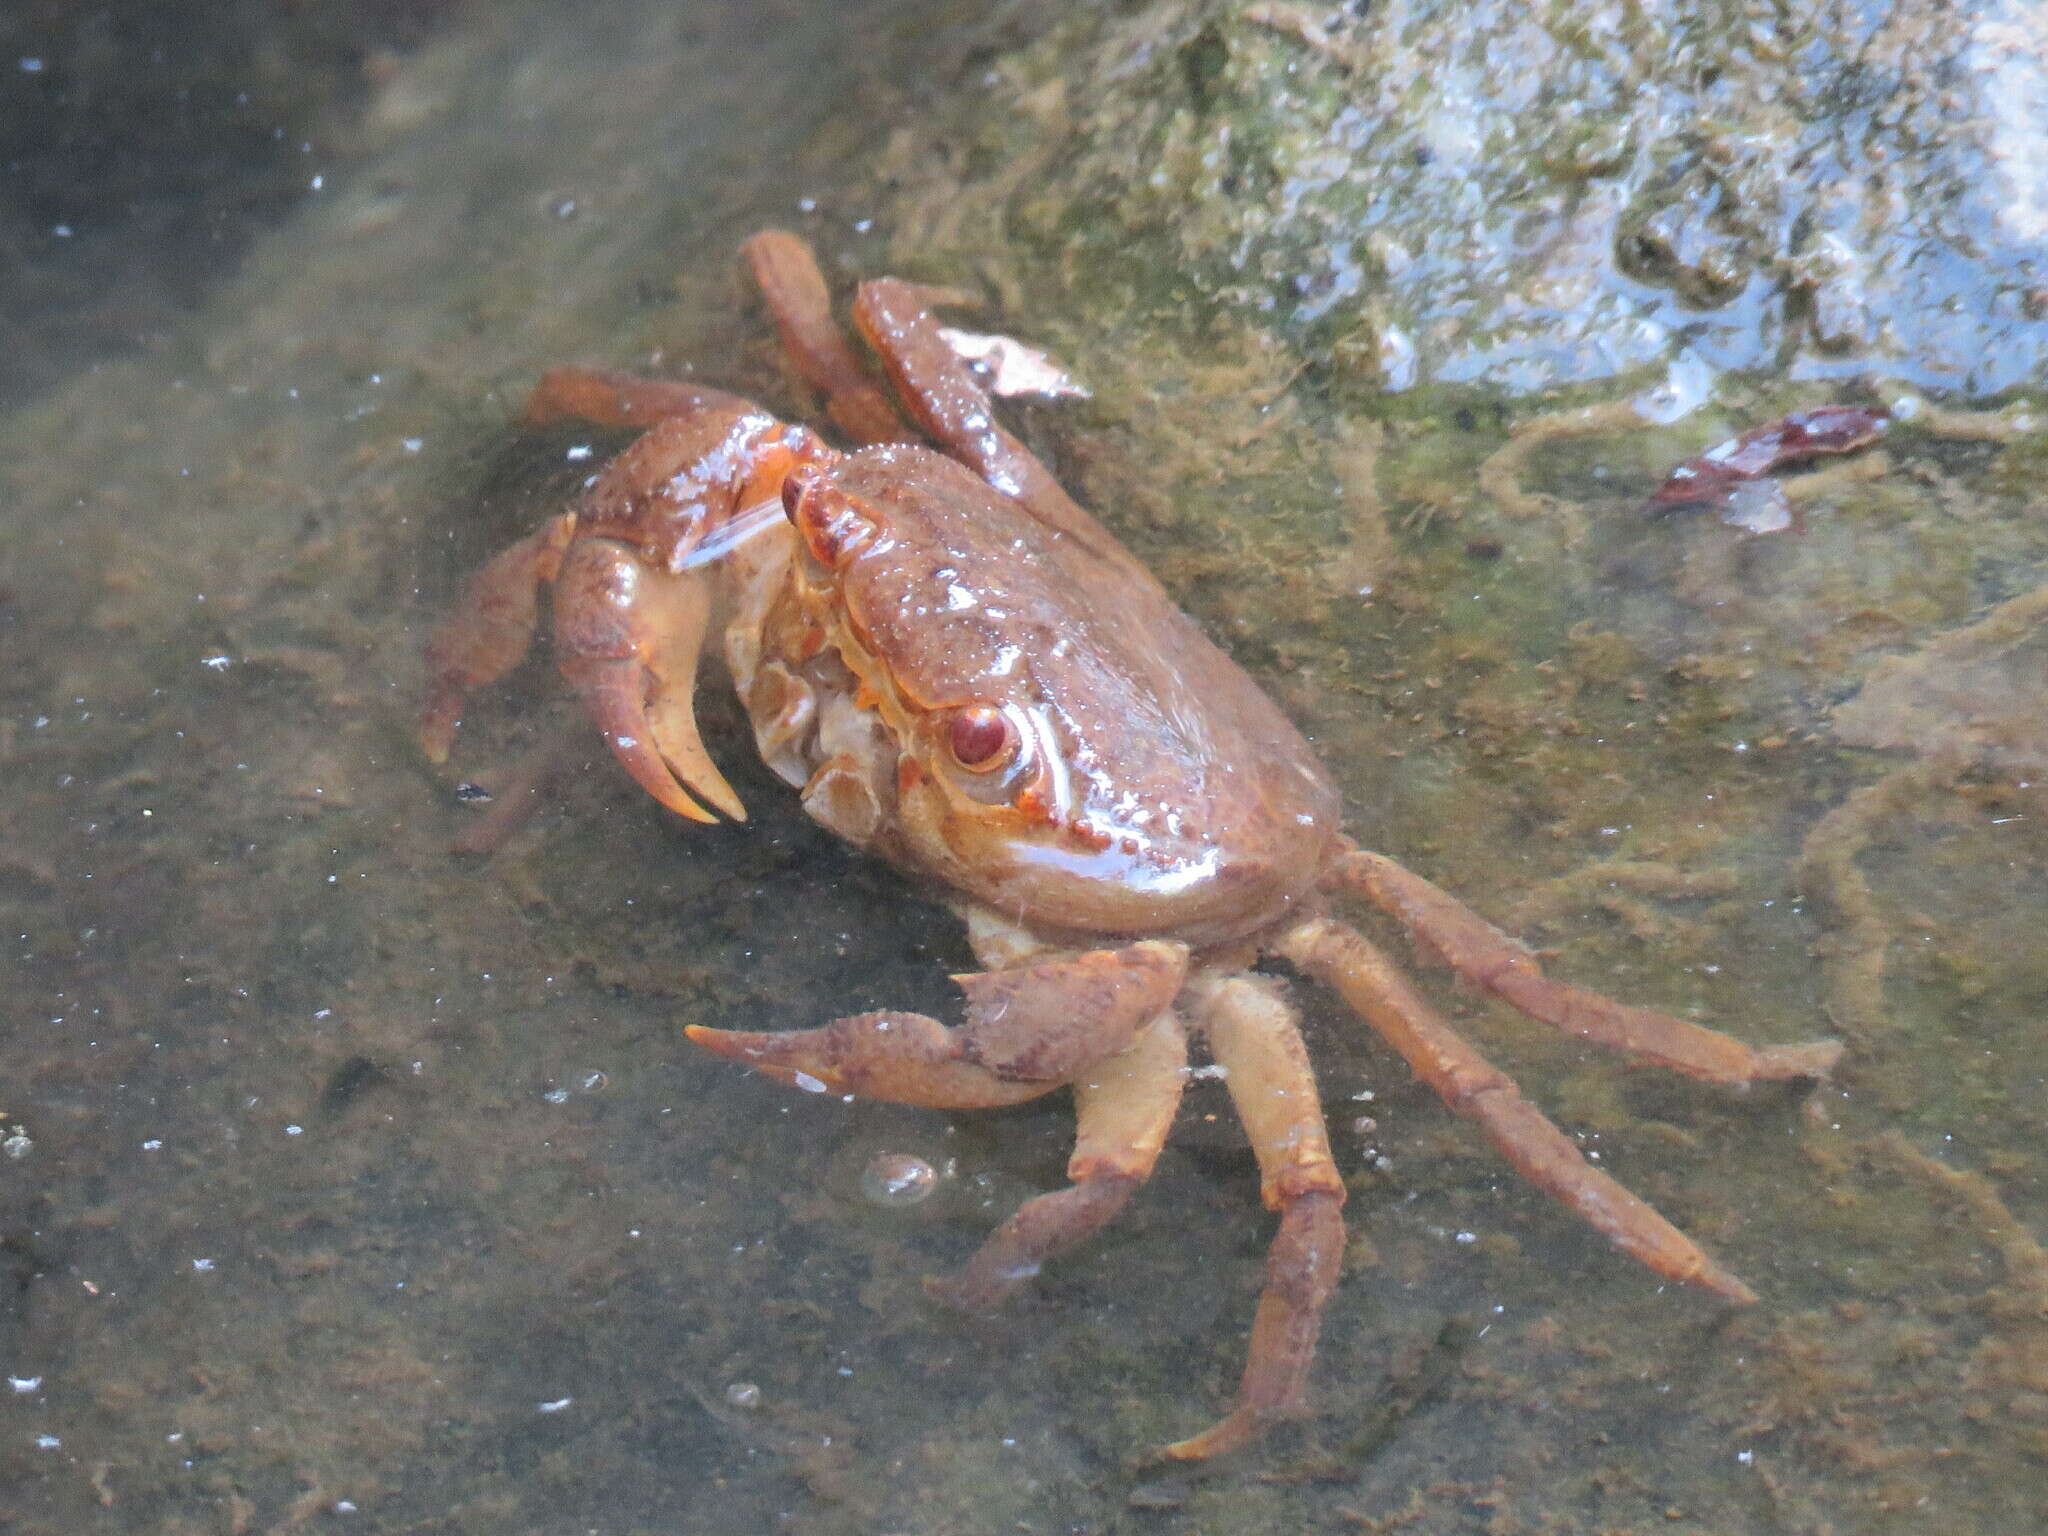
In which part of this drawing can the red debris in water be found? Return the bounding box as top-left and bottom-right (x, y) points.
(1647, 404), (1890, 512)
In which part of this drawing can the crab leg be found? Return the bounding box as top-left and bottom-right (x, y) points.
(686, 939), (1188, 1108)
(850, 276), (1157, 583)
(521, 365), (761, 432)
(1331, 847), (1842, 1084)
(1276, 915), (1755, 1303)
(1160, 974), (1347, 1461)
(420, 513), (578, 763)
(740, 229), (1159, 582)
(741, 230), (915, 447)
(930, 1008), (1189, 1308)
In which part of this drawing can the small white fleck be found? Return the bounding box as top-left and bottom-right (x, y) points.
(191, 1258), (215, 1272)
(1737, 1449), (1754, 1465)
(401, 437), (424, 453)
(792, 1071), (829, 1094)
(284, 1124), (304, 1137)
(8, 1376), (41, 1393)
(565, 444), (593, 461)
(200, 655), (233, 671)
(20, 57), (44, 71)
(1454, 1231), (1476, 1244)
(34, 1434), (60, 1450)
(536, 1397), (573, 1413)
(309, 174), (324, 191)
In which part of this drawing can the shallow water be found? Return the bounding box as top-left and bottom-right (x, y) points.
(3, 2), (2046, 1532)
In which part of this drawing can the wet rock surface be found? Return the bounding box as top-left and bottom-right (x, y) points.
(872, 0), (2048, 397)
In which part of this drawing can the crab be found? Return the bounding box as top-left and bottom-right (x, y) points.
(420, 230), (1842, 1459)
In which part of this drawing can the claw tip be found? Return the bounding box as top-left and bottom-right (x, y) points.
(1696, 1262), (1758, 1305)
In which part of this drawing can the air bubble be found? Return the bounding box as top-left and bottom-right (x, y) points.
(860, 1151), (939, 1208)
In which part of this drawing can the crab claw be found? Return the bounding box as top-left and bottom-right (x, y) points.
(689, 1011), (1057, 1109)
(687, 940), (1189, 1109)
(552, 536), (745, 824)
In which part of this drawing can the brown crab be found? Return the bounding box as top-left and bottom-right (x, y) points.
(420, 231), (1841, 1459)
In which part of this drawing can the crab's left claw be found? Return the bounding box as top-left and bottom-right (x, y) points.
(552, 537), (746, 824)
(687, 940), (1189, 1109)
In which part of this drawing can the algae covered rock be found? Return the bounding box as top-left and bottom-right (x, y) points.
(881, 0), (2048, 398)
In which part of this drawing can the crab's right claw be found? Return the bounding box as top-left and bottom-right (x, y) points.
(552, 538), (745, 825)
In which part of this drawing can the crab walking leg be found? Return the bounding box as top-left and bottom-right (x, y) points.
(850, 277), (1166, 586)
(741, 230), (916, 447)
(1332, 847), (1843, 1085)
(1158, 974), (1347, 1461)
(930, 1008), (1189, 1309)
(687, 940), (1189, 1109)
(420, 513), (578, 763)
(521, 365), (762, 432)
(1276, 915), (1757, 1304)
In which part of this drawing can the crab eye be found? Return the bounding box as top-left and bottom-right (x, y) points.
(946, 704), (1015, 771)
(932, 702), (1045, 808)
